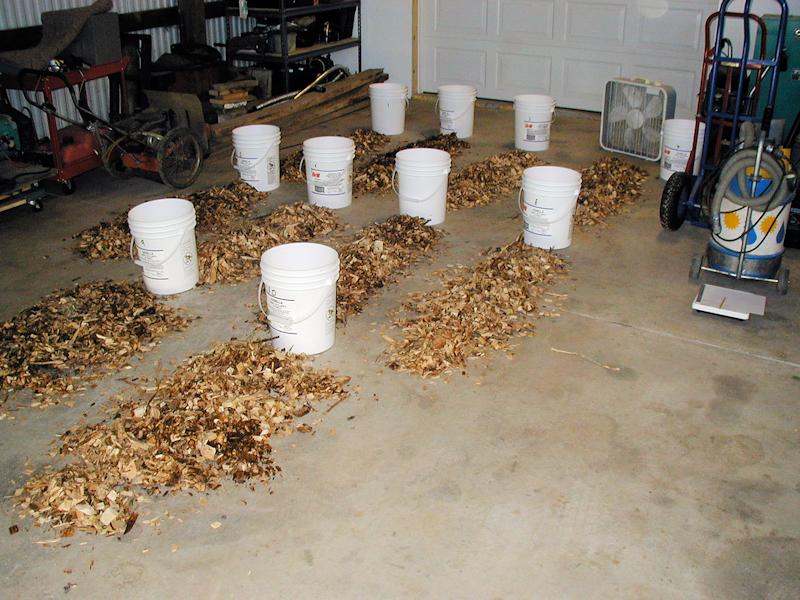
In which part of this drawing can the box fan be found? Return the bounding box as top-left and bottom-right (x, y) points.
(600, 78), (676, 161)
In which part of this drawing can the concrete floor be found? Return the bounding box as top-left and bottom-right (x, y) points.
(0, 100), (798, 599)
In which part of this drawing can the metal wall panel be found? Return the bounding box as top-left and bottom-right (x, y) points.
(2, 0), (236, 137)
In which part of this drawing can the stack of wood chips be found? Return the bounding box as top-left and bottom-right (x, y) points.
(209, 79), (259, 120)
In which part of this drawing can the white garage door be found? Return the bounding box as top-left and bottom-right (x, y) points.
(419, 0), (718, 116)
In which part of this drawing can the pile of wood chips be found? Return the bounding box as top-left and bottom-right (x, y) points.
(447, 151), (545, 209)
(74, 182), (270, 260)
(574, 157), (648, 227)
(353, 133), (470, 195)
(352, 127), (391, 159)
(0, 281), (189, 404)
(198, 202), (338, 284)
(281, 128), (390, 184)
(14, 340), (350, 536)
(191, 181), (270, 232)
(336, 216), (444, 321)
(281, 150), (305, 183)
(386, 238), (568, 377)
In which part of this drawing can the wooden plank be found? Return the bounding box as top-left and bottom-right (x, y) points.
(212, 79), (259, 92)
(211, 69), (386, 139)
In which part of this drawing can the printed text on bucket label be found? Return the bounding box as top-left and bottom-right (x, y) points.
(311, 168), (348, 195)
(663, 146), (690, 172)
(525, 121), (550, 142)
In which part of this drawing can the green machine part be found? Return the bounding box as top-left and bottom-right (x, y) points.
(0, 114), (21, 151)
(756, 15), (800, 137)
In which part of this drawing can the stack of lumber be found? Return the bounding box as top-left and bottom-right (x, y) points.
(211, 69), (387, 143)
(209, 79), (259, 118)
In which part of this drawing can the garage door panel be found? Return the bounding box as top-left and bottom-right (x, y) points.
(632, 4), (704, 53)
(433, 0), (489, 35)
(434, 47), (488, 87)
(496, 0), (554, 40)
(559, 57), (623, 106)
(495, 51), (552, 95)
(563, 1), (626, 46)
(420, 0), (715, 111)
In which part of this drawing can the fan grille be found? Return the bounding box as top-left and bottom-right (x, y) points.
(601, 80), (668, 161)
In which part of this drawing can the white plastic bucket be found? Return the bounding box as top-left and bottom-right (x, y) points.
(437, 85), (477, 139)
(128, 198), (199, 296)
(514, 94), (556, 152)
(258, 242), (340, 355)
(301, 136), (356, 209)
(660, 119), (706, 181)
(369, 82), (408, 135)
(392, 148), (451, 225)
(518, 166), (582, 250)
(232, 124), (281, 192)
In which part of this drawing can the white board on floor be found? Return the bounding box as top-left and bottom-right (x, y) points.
(692, 284), (766, 320)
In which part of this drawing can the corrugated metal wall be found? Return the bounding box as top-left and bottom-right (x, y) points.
(2, 0), (248, 137)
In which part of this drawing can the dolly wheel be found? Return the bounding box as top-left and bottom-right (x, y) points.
(660, 172), (690, 231)
(777, 268), (789, 295)
(157, 128), (203, 189)
(61, 179), (75, 195)
(690, 255), (703, 280)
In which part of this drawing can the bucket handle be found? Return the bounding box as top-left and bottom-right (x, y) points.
(130, 230), (186, 268)
(298, 156), (306, 182)
(435, 98), (474, 123)
(258, 280), (335, 326)
(231, 139), (279, 171)
(392, 168), (448, 203)
(517, 187), (579, 224)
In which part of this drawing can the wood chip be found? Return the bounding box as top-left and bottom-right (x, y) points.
(14, 341), (350, 537)
(74, 182), (271, 261)
(447, 151), (546, 209)
(0, 281), (189, 406)
(198, 203), (339, 285)
(574, 157), (648, 227)
(386, 238), (568, 377)
(335, 216), (444, 321)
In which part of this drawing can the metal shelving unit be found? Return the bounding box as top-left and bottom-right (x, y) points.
(226, 1), (361, 92)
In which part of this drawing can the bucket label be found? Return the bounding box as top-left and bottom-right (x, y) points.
(266, 287), (294, 324)
(663, 146), (690, 172)
(235, 154), (259, 180)
(524, 121), (551, 142)
(236, 153), (278, 184)
(136, 238), (195, 281)
(522, 205), (553, 235)
(439, 109), (456, 133)
(310, 167), (349, 195)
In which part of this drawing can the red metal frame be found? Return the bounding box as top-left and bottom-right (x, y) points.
(0, 58), (129, 184)
(692, 12), (767, 168)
